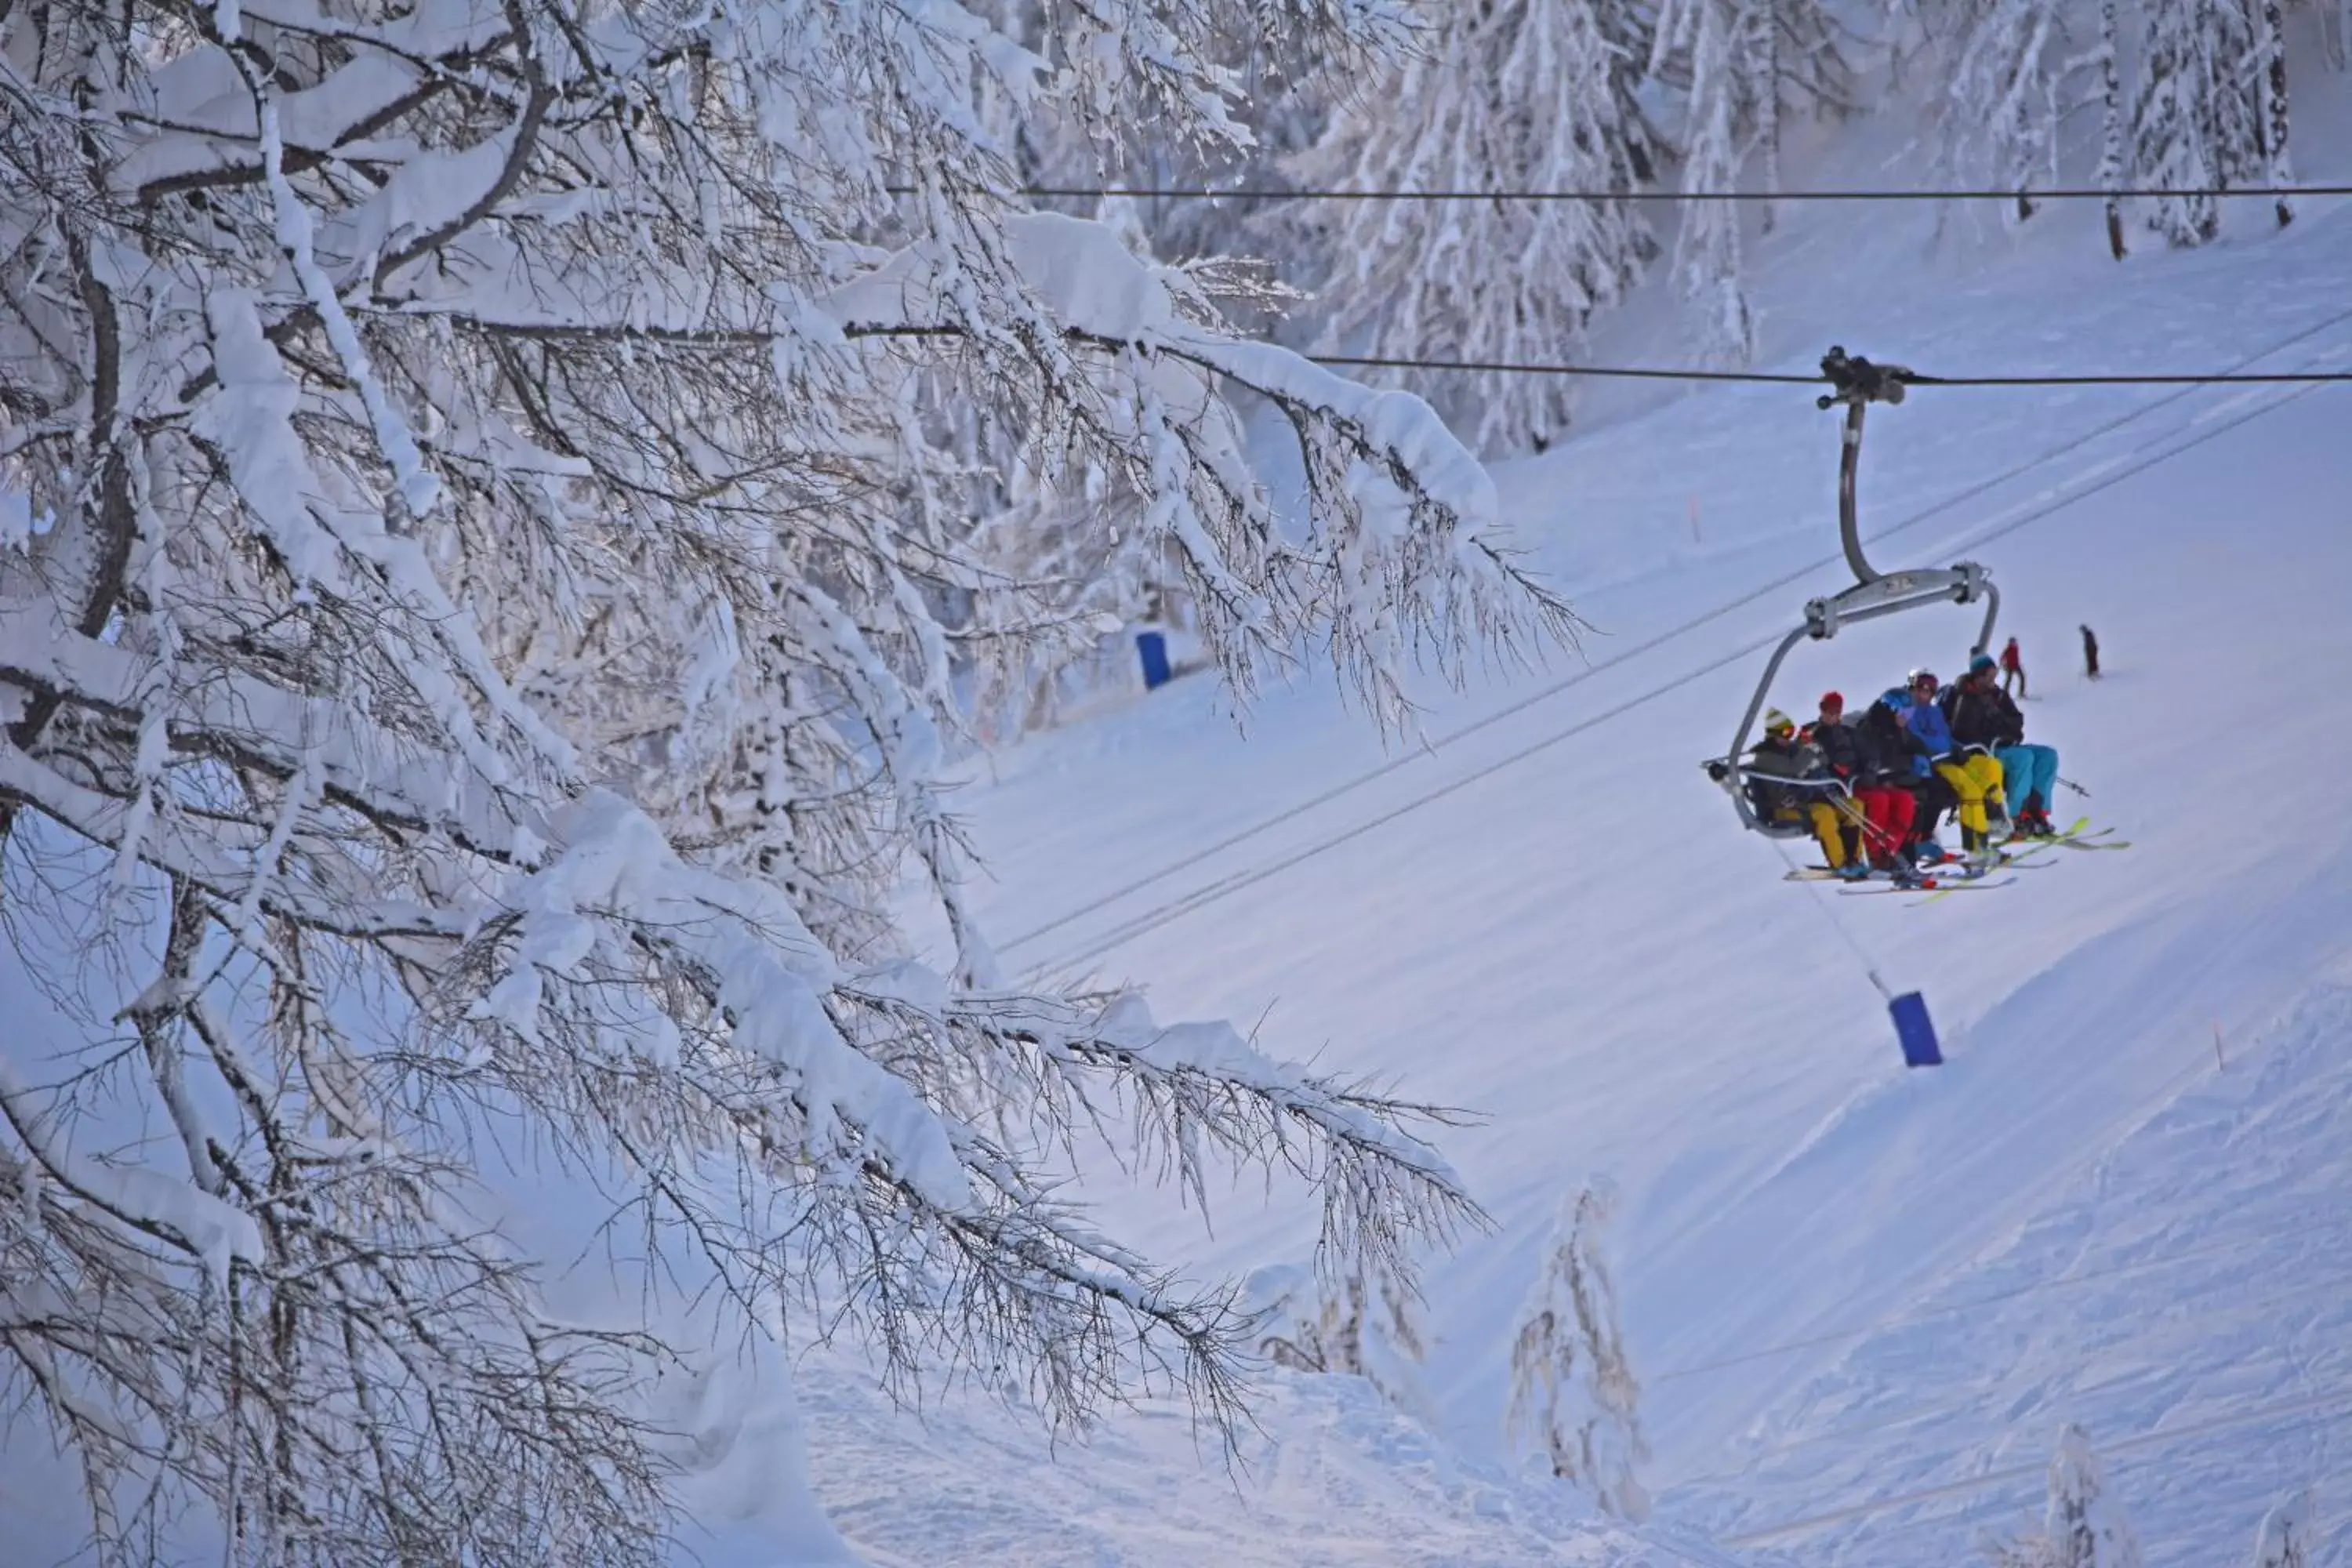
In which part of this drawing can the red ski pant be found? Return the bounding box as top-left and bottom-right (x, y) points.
(1852, 786), (1916, 864)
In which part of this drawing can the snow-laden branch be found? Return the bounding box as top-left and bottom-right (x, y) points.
(1, 0), (1538, 1555)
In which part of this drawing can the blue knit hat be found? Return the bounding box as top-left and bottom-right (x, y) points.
(1882, 688), (1915, 711)
(1969, 652), (1997, 674)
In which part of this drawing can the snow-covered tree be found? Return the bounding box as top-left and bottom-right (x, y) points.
(1992, 1425), (2145, 1567)
(2247, 1489), (2316, 1567)
(1933, 0), (2070, 221)
(0, 0), (1571, 1559)
(1247, 1252), (1433, 1417)
(1504, 1180), (1650, 1522)
(2093, 0), (2132, 258)
(2132, 0), (2274, 246)
(1653, 0), (1760, 365)
(1284, 0), (1661, 454)
(2132, 0), (2223, 245)
(2252, 0), (2296, 228)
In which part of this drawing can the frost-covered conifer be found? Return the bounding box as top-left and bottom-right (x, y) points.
(1935, 0), (2070, 220)
(2095, 0), (2132, 257)
(1248, 1254), (1433, 1418)
(2043, 1425), (2145, 1566)
(2132, 0), (2276, 246)
(1995, 1425), (2145, 1567)
(2248, 1490), (2315, 1567)
(1504, 1181), (1650, 1521)
(1653, 0), (1760, 364)
(2132, 0), (2223, 244)
(2253, 0), (2296, 228)
(0, 0), (1569, 1559)
(1287, 0), (1660, 454)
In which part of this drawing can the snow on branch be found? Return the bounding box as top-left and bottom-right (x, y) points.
(0, 0), (1541, 1555)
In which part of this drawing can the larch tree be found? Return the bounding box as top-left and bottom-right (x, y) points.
(0, 0), (1574, 1561)
(1504, 1180), (1650, 1522)
(1285, 0), (1661, 455)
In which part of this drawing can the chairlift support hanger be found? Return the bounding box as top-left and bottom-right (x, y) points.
(1721, 347), (2002, 837)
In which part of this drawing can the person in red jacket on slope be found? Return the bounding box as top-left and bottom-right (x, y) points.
(1998, 636), (2026, 699)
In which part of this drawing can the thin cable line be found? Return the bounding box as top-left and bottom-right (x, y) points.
(1002, 300), (2352, 965)
(1029, 352), (2345, 975)
(900, 183), (2352, 204)
(1310, 354), (1821, 383)
(1308, 353), (2352, 385)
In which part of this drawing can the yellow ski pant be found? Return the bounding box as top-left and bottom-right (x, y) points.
(1935, 753), (2006, 837)
(1809, 799), (1866, 868)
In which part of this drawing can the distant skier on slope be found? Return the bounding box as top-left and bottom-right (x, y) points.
(2081, 624), (2101, 680)
(1999, 636), (2027, 699)
(1944, 655), (2060, 837)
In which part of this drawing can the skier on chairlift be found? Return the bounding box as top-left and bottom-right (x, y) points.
(1806, 691), (1915, 875)
(1902, 668), (2006, 859)
(1944, 653), (2060, 837)
(1745, 709), (1863, 874)
(1860, 688), (1951, 866)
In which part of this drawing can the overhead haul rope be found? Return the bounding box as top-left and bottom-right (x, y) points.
(1307, 354), (2352, 385)
(1007, 299), (2352, 971)
(900, 182), (2352, 204)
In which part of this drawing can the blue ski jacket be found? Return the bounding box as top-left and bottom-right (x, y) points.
(1907, 695), (1958, 758)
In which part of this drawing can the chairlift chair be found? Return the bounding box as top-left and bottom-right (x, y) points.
(1711, 347), (2002, 837)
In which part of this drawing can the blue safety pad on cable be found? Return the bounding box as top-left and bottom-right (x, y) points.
(1889, 991), (1941, 1068)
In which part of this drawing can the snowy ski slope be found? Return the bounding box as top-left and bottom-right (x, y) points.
(922, 183), (2352, 1563)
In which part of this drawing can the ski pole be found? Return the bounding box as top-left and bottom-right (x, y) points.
(2056, 775), (2092, 798)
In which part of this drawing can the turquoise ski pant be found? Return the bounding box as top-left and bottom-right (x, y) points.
(1997, 743), (2059, 815)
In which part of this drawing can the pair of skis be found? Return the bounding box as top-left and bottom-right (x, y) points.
(1784, 817), (2129, 903)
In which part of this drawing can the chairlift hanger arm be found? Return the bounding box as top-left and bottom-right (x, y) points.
(1818, 346), (1919, 587)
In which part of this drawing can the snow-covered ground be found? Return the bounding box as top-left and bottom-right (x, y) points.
(879, 169), (2352, 1562)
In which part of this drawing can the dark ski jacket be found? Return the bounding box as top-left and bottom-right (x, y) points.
(1745, 733), (1831, 821)
(1860, 700), (1936, 782)
(1808, 716), (1887, 787)
(1942, 680), (2024, 751)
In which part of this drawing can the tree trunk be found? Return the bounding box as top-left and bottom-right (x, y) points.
(2100, 0), (2128, 260)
